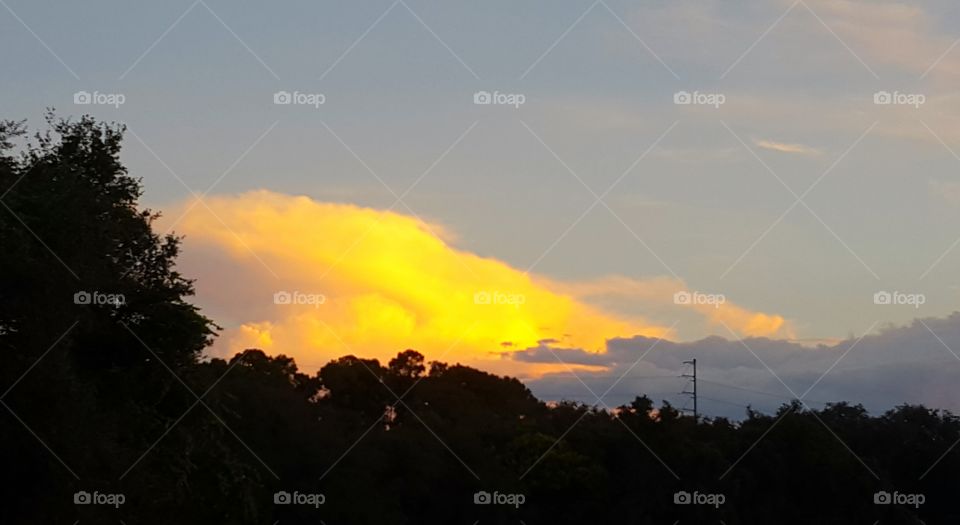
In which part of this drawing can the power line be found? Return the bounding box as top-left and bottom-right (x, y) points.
(699, 395), (751, 409)
(534, 375), (835, 408)
(531, 374), (684, 380)
(698, 379), (833, 406)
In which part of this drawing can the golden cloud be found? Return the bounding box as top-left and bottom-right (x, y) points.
(167, 191), (791, 377)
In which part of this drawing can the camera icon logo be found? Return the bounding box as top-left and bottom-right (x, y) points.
(274, 491), (291, 504)
(873, 291), (892, 305)
(474, 491), (491, 504)
(474, 291), (491, 305)
(474, 91), (492, 105)
(673, 291), (691, 305)
(674, 491), (691, 504)
(874, 491), (891, 504)
(273, 91), (292, 105)
(74, 291), (92, 305)
(874, 91), (892, 105)
(74, 491), (91, 504)
(274, 291), (292, 305)
(74, 91), (92, 105)
(674, 91), (692, 105)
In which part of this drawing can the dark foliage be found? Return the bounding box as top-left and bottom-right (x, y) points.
(1, 116), (957, 524)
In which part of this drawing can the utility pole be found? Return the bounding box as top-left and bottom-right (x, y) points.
(681, 359), (697, 422)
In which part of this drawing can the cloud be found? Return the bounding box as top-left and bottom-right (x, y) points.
(614, 0), (960, 148)
(796, 0), (960, 81)
(637, 0), (958, 81)
(557, 275), (794, 340)
(754, 139), (821, 156)
(522, 313), (960, 418)
(166, 191), (791, 376)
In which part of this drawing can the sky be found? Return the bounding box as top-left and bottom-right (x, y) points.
(4, 0), (960, 417)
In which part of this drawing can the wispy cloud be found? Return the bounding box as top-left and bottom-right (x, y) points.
(755, 139), (821, 156)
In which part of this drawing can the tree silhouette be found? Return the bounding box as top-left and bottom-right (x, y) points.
(1, 115), (957, 524)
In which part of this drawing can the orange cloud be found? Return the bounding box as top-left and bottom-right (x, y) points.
(557, 275), (794, 339)
(166, 191), (791, 377)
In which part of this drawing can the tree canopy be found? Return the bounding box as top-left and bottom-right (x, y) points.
(1, 115), (956, 524)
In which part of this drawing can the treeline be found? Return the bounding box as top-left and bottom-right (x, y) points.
(1, 115), (957, 524)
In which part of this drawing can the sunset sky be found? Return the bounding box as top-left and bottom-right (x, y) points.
(5, 0), (960, 416)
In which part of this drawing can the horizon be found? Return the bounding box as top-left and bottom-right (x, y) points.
(4, 0), (960, 420)
(4, 1), (960, 522)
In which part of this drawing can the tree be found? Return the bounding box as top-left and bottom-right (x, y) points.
(2, 114), (959, 523)
(0, 113), (219, 523)
(388, 349), (426, 379)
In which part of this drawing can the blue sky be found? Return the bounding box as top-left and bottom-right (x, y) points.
(5, 0), (960, 416)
